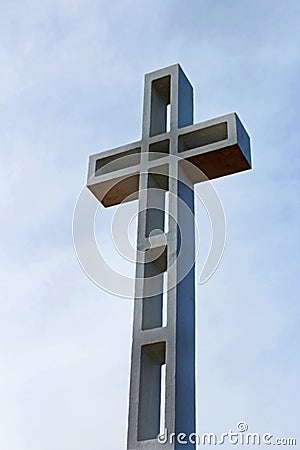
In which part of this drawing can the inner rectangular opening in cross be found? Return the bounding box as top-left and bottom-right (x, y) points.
(150, 75), (171, 137)
(145, 165), (169, 237)
(178, 122), (228, 152)
(142, 244), (167, 330)
(137, 342), (166, 442)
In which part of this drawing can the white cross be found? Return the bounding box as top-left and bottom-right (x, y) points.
(87, 64), (251, 449)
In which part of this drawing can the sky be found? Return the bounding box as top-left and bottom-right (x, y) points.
(0, 0), (299, 449)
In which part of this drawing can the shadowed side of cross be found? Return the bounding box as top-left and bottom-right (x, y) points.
(84, 64), (251, 450)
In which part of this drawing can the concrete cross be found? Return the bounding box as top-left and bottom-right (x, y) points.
(87, 64), (251, 449)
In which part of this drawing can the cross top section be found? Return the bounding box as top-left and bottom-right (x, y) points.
(87, 64), (251, 208)
(142, 64), (194, 138)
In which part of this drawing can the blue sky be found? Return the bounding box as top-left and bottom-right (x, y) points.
(0, 1), (299, 449)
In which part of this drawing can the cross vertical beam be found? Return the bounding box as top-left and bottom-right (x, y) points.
(127, 65), (196, 449)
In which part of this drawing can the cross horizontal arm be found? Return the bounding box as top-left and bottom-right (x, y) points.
(177, 112), (251, 183)
(87, 141), (142, 207)
(87, 113), (251, 208)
